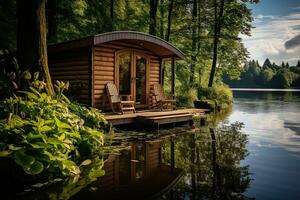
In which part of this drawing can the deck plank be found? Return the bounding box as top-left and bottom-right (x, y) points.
(104, 108), (207, 125)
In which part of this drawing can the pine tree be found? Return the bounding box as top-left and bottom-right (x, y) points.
(263, 58), (272, 69)
(256, 60), (260, 68)
(297, 60), (300, 68)
(286, 62), (290, 68)
(281, 61), (285, 68)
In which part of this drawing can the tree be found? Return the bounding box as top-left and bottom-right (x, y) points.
(262, 68), (274, 85)
(17, 0), (54, 95)
(0, 0), (17, 52)
(149, 0), (159, 35)
(110, 0), (114, 31)
(189, 0), (198, 84)
(159, 0), (165, 38)
(262, 58), (272, 69)
(165, 0), (173, 41)
(297, 60), (300, 68)
(286, 62), (290, 68)
(208, 0), (225, 87)
(271, 69), (298, 88)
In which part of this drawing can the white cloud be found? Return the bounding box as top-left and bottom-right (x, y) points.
(243, 12), (300, 65)
(255, 14), (276, 20)
(292, 6), (300, 10)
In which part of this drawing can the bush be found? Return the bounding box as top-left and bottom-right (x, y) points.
(0, 72), (108, 179)
(197, 84), (233, 108)
(176, 87), (198, 107)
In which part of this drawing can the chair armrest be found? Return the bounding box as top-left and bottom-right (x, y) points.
(120, 94), (132, 101)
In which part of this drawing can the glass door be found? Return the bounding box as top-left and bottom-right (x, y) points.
(118, 53), (132, 96)
(135, 55), (147, 106)
(116, 50), (148, 107)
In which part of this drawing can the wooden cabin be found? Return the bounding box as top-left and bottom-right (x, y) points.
(48, 31), (184, 110)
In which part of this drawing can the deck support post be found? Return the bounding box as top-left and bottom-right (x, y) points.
(171, 56), (175, 99)
(159, 57), (164, 86)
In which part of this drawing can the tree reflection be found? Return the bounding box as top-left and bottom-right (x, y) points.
(161, 122), (253, 200)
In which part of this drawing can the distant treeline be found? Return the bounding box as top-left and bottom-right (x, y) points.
(223, 58), (300, 88)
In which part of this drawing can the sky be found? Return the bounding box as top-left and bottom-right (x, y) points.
(242, 0), (300, 66)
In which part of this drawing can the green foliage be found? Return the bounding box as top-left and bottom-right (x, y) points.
(176, 87), (198, 108)
(272, 69), (299, 88)
(0, 73), (107, 178)
(224, 58), (300, 88)
(0, 0), (257, 92)
(198, 84), (233, 108)
(261, 68), (274, 85)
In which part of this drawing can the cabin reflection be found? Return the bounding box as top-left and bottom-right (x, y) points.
(73, 138), (182, 200)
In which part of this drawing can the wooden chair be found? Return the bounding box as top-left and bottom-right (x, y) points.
(153, 83), (176, 110)
(106, 82), (136, 114)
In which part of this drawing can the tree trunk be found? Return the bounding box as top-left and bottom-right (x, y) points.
(46, 0), (57, 43)
(208, 0), (225, 87)
(190, 0), (198, 85)
(110, 0), (114, 31)
(159, 0), (164, 38)
(197, 0), (202, 86)
(165, 0), (174, 42)
(149, 0), (158, 36)
(17, 0), (54, 95)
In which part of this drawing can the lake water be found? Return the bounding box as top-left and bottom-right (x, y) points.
(7, 89), (300, 200)
(161, 89), (300, 200)
(228, 89), (300, 199)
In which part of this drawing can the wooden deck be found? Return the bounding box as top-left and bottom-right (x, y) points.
(104, 108), (209, 126)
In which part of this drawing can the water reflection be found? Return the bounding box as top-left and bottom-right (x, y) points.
(8, 90), (300, 200)
(73, 137), (182, 200)
(160, 122), (252, 200)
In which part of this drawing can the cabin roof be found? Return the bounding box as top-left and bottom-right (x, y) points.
(48, 31), (184, 59)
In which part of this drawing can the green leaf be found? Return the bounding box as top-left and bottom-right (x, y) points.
(14, 150), (35, 169)
(80, 159), (92, 166)
(18, 91), (38, 100)
(62, 160), (80, 175)
(58, 133), (65, 141)
(8, 144), (22, 151)
(34, 72), (39, 80)
(40, 125), (53, 132)
(24, 160), (44, 175)
(32, 182), (46, 188)
(0, 150), (12, 157)
(22, 70), (31, 80)
(88, 169), (105, 180)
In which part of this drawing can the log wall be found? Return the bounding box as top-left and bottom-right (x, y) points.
(49, 47), (91, 105)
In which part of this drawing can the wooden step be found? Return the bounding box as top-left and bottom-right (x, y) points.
(139, 113), (193, 125)
(122, 107), (135, 111)
(137, 110), (191, 118)
(147, 113), (192, 120)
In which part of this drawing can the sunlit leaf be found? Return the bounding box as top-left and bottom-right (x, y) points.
(80, 159), (92, 166)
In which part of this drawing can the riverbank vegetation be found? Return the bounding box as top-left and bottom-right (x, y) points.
(224, 58), (300, 88)
(0, 68), (110, 197)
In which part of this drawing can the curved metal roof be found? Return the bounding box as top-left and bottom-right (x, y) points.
(49, 31), (184, 59)
(93, 31), (184, 59)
